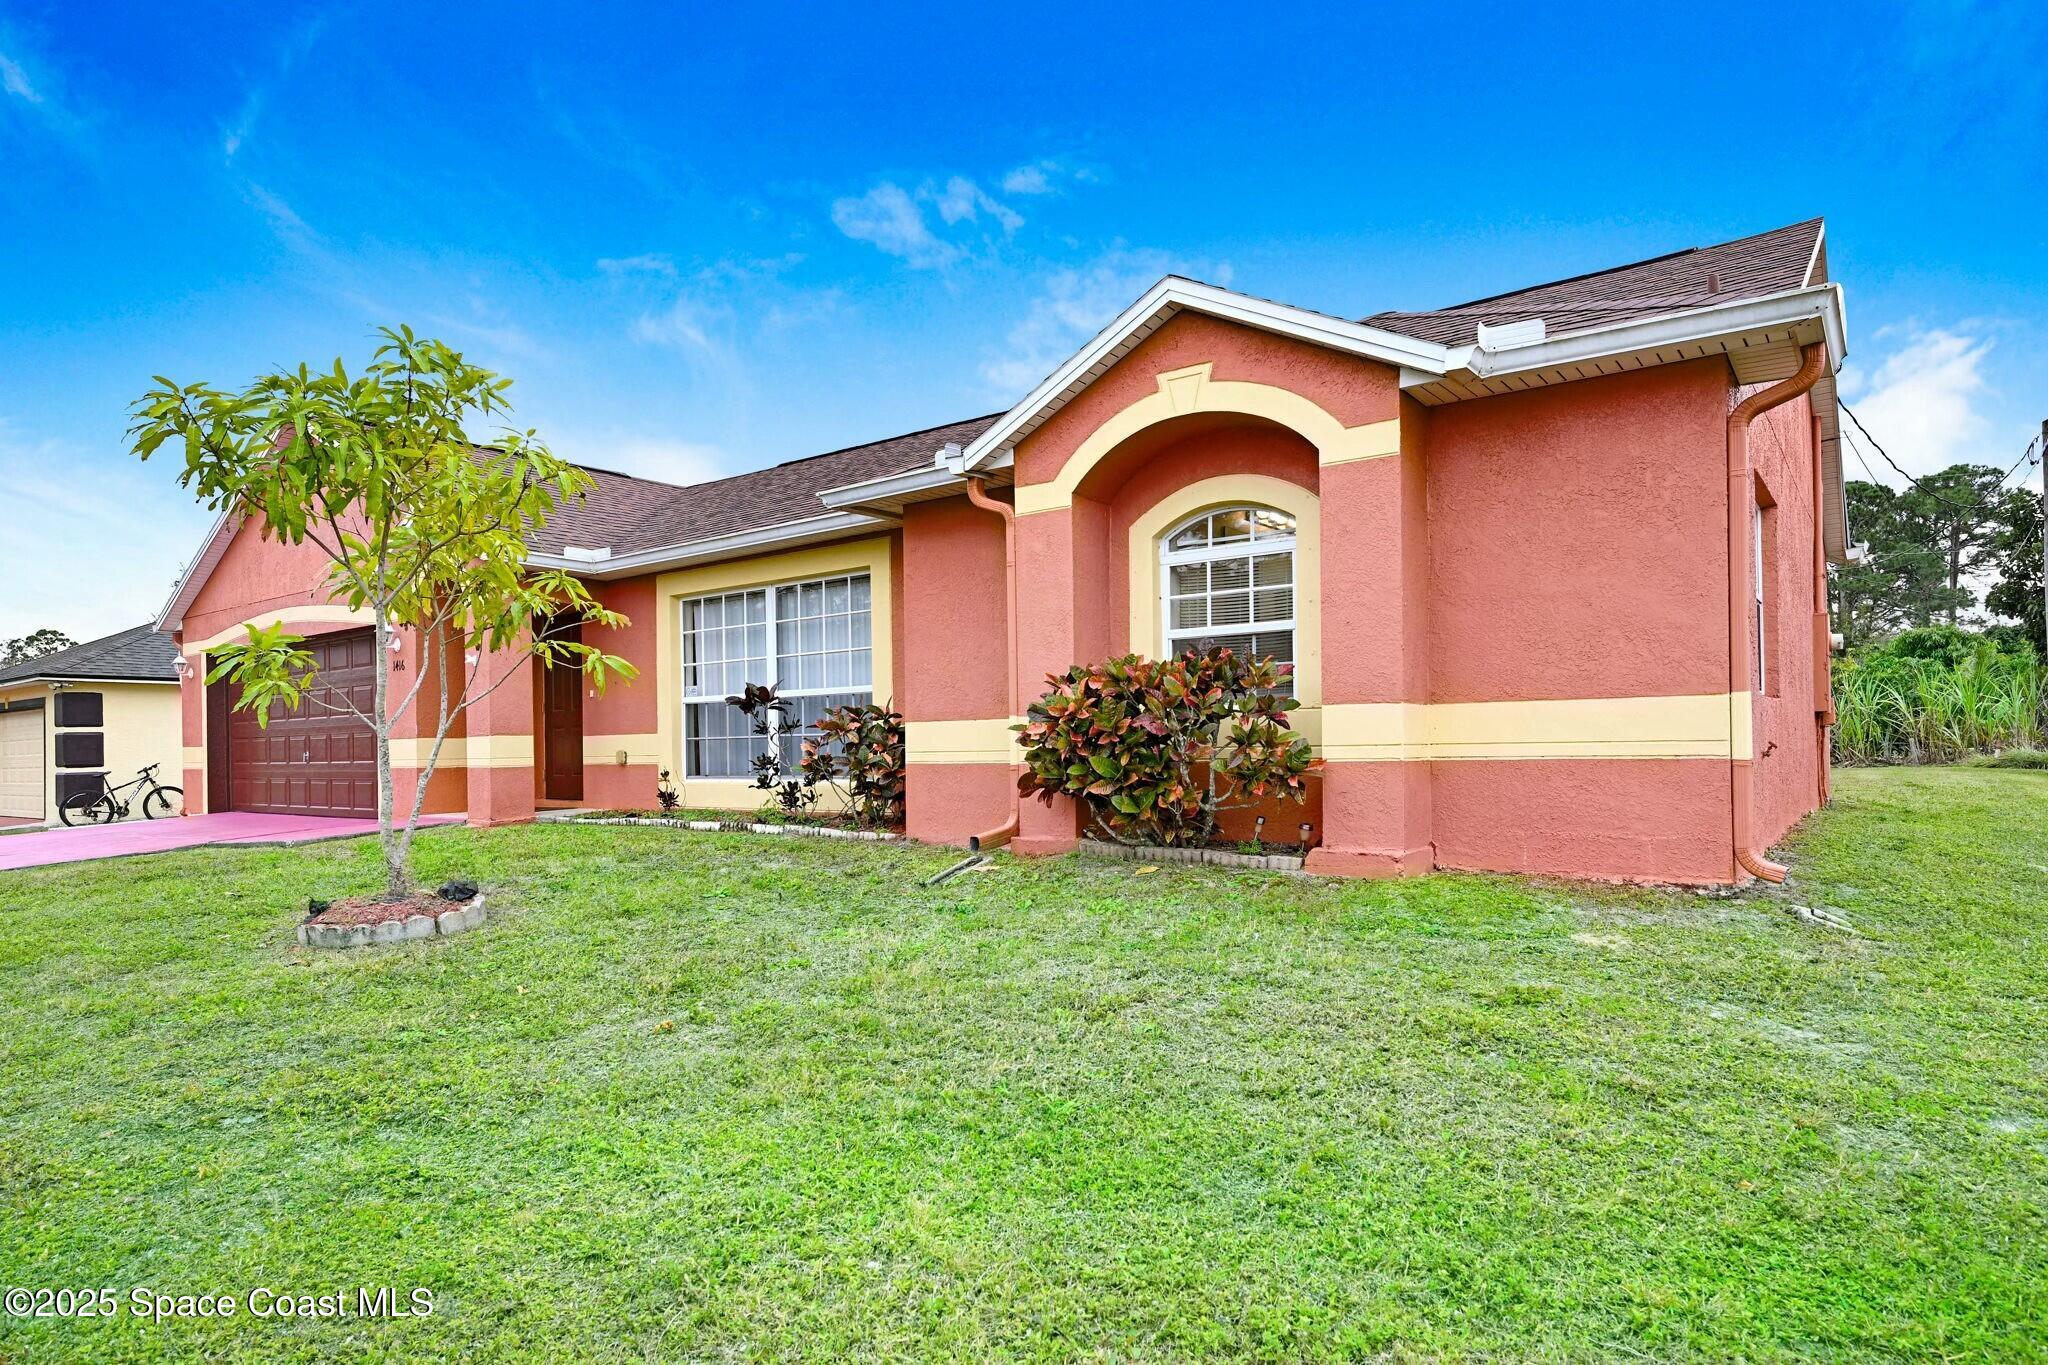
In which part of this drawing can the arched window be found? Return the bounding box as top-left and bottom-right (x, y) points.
(1159, 506), (1296, 691)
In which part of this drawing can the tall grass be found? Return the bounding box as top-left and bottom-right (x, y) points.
(1833, 631), (2045, 764)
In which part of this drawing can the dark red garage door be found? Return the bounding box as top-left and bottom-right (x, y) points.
(226, 627), (378, 818)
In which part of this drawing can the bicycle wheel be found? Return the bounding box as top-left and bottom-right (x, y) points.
(59, 791), (114, 827)
(144, 786), (184, 819)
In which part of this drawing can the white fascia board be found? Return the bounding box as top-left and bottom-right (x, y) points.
(32, 676), (182, 687)
(155, 507), (242, 634)
(525, 510), (893, 579)
(1453, 284), (1848, 383)
(820, 448), (1017, 512)
(958, 276), (1456, 472)
(817, 462), (965, 511)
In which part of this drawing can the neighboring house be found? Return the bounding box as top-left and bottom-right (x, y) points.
(157, 218), (1849, 883)
(0, 625), (183, 824)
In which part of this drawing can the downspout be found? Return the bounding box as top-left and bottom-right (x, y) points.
(1727, 343), (1825, 883)
(964, 476), (1019, 850)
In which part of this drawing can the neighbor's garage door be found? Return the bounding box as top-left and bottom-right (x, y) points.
(0, 708), (43, 819)
(227, 627), (378, 818)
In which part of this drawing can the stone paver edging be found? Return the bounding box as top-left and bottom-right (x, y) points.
(1079, 838), (1306, 873)
(298, 894), (485, 949)
(572, 816), (901, 842)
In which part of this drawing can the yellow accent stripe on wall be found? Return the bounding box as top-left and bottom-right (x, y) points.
(583, 732), (662, 765)
(1321, 693), (1752, 762)
(906, 718), (1023, 765)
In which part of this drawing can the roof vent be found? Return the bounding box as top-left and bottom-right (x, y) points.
(1474, 318), (1546, 350)
(935, 441), (964, 467)
(561, 545), (613, 563)
(1706, 270), (1722, 294)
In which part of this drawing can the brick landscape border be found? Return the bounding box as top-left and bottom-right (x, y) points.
(297, 894), (485, 949)
(571, 816), (902, 843)
(1078, 838), (1306, 873)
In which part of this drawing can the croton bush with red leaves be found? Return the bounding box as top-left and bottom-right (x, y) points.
(1014, 647), (1320, 847)
(800, 700), (907, 830)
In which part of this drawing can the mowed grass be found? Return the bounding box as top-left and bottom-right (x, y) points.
(1, 770), (2044, 1360)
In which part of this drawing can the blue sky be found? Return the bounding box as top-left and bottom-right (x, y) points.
(2, 0), (2044, 640)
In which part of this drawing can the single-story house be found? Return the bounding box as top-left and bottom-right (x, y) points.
(156, 217), (1849, 883)
(0, 625), (184, 824)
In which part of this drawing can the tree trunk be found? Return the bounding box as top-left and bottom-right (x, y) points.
(372, 606), (407, 897)
(1949, 525), (1963, 626)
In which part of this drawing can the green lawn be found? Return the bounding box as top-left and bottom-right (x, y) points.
(2, 769), (2043, 1360)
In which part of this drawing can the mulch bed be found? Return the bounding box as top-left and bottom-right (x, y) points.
(308, 893), (458, 927)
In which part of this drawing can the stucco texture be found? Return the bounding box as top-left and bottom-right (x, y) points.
(1, 680), (181, 825)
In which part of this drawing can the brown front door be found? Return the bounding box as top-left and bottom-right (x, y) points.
(542, 624), (584, 801)
(226, 627), (378, 818)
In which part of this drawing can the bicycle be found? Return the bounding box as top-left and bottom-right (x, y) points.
(58, 762), (185, 827)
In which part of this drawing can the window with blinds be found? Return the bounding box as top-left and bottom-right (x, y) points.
(1159, 506), (1296, 692)
(678, 573), (873, 777)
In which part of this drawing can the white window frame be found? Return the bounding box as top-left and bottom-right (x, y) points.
(1753, 501), (1767, 694)
(678, 572), (873, 779)
(1158, 506), (1298, 674)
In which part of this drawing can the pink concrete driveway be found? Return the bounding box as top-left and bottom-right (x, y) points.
(0, 812), (460, 872)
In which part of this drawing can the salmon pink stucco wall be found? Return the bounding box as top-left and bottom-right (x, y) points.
(1744, 387), (1825, 847)
(1431, 758), (1733, 882)
(574, 574), (661, 809)
(902, 499), (1010, 723)
(1421, 360), (1733, 704)
(898, 498), (1017, 843)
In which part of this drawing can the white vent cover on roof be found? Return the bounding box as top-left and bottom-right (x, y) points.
(561, 546), (613, 563)
(1474, 318), (1547, 350)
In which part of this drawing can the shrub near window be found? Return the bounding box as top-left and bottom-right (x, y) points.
(1015, 647), (1319, 847)
(801, 701), (907, 829)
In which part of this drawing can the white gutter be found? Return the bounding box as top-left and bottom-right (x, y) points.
(1445, 283), (1848, 384)
(817, 461), (970, 511)
(525, 510), (893, 579)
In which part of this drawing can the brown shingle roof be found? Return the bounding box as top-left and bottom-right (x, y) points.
(0, 623), (180, 685)
(530, 413), (999, 557)
(525, 220), (1827, 558)
(1364, 218), (1824, 347)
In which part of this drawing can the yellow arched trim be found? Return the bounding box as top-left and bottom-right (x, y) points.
(182, 605), (376, 654)
(1015, 362), (1398, 516)
(1127, 474), (1321, 715)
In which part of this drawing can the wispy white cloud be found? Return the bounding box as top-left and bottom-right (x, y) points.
(0, 50), (42, 104)
(831, 182), (961, 269)
(604, 436), (730, 487)
(0, 21), (90, 146)
(934, 176), (1022, 232)
(1000, 163), (1051, 195)
(629, 295), (722, 352)
(981, 248), (1232, 395)
(245, 182), (318, 246)
(219, 16), (326, 161)
(0, 421), (214, 641)
(1000, 159), (1100, 195)
(598, 252), (678, 278)
(1837, 326), (1999, 481)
